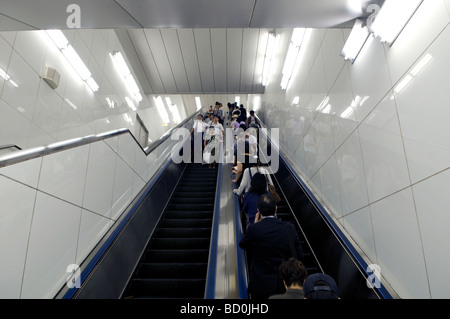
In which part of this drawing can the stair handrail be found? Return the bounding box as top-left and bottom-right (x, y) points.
(0, 112), (198, 169)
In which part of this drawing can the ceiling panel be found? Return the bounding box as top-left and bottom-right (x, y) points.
(250, 0), (362, 28)
(177, 29), (203, 93)
(144, 29), (177, 93)
(160, 29), (190, 93)
(0, 0), (141, 29)
(240, 28), (261, 93)
(115, 0), (255, 28)
(210, 29), (227, 93)
(194, 29), (215, 93)
(227, 29), (243, 93)
(128, 29), (164, 93)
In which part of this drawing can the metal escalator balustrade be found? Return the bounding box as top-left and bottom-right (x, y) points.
(122, 163), (218, 299)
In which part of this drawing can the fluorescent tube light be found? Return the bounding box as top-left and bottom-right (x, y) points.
(195, 96), (202, 111)
(369, 0), (424, 46)
(261, 32), (280, 86)
(341, 19), (370, 63)
(292, 96), (300, 105)
(45, 30), (99, 92)
(154, 96), (170, 124)
(125, 96), (136, 111)
(110, 51), (142, 102)
(281, 28), (306, 90)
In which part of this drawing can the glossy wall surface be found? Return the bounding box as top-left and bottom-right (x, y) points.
(254, 1), (450, 298)
(0, 130), (184, 298)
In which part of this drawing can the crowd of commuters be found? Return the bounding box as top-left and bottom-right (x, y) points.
(190, 101), (340, 299)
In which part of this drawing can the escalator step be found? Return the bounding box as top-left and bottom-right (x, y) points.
(136, 263), (208, 279)
(149, 238), (211, 249)
(163, 211), (212, 219)
(159, 219), (212, 228)
(170, 197), (215, 205)
(130, 278), (206, 298)
(156, 228), (211, 238)
(167, 203), (214, 211)
(144, 249), (209, 263)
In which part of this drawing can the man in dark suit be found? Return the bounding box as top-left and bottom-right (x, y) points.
(239, 194), (304, 299)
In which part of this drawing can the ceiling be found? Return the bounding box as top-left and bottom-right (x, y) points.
(0, 0), (383, 94)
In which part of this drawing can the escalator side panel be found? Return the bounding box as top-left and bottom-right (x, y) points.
(74, 161), (186, 299)
(273, 156), (386, 299)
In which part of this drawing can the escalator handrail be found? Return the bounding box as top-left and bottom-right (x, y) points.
(255, 114), (392, 299)
(204, 144), (224, 299)
(233, 182), (249, 299)
(0, 112), (198, 168)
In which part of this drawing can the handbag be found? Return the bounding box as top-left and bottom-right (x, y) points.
(268, 184), (281, 203)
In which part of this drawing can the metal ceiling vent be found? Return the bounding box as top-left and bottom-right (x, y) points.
(42, 66), (60, 90)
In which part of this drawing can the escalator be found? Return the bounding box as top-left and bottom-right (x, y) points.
(122, 163), (218, 299)
(270, 174), (322, 276)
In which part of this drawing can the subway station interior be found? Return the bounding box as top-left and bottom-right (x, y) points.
(1, 0), (449, 300)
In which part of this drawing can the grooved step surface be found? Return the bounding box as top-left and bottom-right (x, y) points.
(122, 164), (218, 299)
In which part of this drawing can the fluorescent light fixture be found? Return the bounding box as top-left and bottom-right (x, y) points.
(261, 32), (280, 86)
(0, 67), (19, 87)
(125, 96), (136, 111)
(341, 106), (354, 119)
(45, 30), (99, 92)
(110, 51), (143, 102)
(64, 98), (78, 110)
(154, 96), (170, 124)
(341, 19), (370, 63)
(410, 53), (432, 76)
(235, 96), (240, 105)
(369, 0), (424, 46)
(292, 96), (300, 105)
(165, 97), (181, 124)
(106, 97), (115, 108)
(253, 96), (261, 111)
(316, 96), (330, 111)
(392, 53), (432, 99)
(195, 96), (202, 111)
(281, 28), (306, 90)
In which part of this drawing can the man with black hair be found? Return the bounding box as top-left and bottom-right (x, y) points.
(239, 194), (304, 299)
(269, 258), (308, 299)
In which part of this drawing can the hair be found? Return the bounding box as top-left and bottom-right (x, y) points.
(257, 193), (276, 217)
(249, 172), (267, 195)
(279, 258), (308, 287)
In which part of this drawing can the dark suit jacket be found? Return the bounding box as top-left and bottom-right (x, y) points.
(269, 288), (305, 299)
(239, 217), (304, 299)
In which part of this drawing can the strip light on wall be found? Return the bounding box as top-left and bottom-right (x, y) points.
(110, 51), (143, 103)
(281, 28), (306, 90)
(261, 32), (280, 87)
(195, 96), (202, 111)
(46, 30), (99, 92)
(369, 0), (424, 46)
(341, 19), (370, 63)
(154, 96), (170, 125)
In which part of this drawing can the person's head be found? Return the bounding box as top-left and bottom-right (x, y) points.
(213, 115), (219, 123)
(279, 258), (308, 289)
(257, 193), (277, 217)
(250, 110), (255, 115)
(207, 125), (215, 134)
(303, 273), (339, 299)
(197, 114), (203, 120)
(249, 172), (267, 195)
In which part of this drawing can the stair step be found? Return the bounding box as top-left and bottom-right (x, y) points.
(155, 228), (211, 238)
(130, 278), (206, 298)
(136, 262), (208, 279)
(163, 211), (212, 219)
(149, 238), (211, 249)
(144, 249), (209, 263)
(159, 219), (212, 228)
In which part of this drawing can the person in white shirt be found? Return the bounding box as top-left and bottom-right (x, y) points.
(233, 161), (274, 196)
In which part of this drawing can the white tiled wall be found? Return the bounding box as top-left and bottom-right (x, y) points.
(257, 0), (450, 298)
(0, 130), (180, 298)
